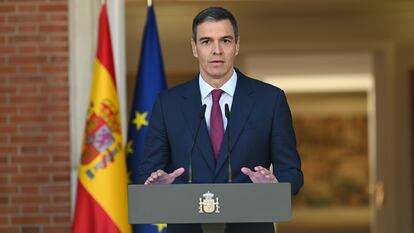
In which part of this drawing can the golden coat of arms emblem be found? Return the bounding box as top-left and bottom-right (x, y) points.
(198, 191), (220, 214)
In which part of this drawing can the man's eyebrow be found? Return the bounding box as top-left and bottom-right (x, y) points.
(198, 36), (211, 41)
(198, 35), (234, 41)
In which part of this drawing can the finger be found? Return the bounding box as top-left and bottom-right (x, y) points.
(254, 166), (267, 172)
(171, 167), (185, 178)
(241, 167), (253, 175)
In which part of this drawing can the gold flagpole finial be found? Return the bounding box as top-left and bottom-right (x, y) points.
(147, 0), (152, 7)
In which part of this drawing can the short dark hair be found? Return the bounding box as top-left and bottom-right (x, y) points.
(192, 7), (239, 42)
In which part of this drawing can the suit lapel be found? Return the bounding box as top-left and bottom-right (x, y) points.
(214, 72), (255, 176)
(180, 78), (216, 172)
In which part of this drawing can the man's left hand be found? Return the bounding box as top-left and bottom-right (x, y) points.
(241, 166), (278, 183)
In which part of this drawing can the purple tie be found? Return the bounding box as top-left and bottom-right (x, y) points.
(210, 89), (224, 160)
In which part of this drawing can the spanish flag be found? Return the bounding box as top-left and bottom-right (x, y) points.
(72, 4), (131, 233)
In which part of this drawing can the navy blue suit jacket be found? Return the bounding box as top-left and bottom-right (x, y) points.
(137, 69), (303, 233)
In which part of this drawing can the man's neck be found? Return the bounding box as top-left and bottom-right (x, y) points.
(200, 70), (233, 89)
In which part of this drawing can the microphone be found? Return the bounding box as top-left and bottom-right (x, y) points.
(189, 104), (207, 183)
(225, 104), (232, 183)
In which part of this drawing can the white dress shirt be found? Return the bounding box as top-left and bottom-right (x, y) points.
(199, 69), (237, 132)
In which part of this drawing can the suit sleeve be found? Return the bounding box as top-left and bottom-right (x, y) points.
(272, 91), (304, 195)
(136, 95), (171, 184)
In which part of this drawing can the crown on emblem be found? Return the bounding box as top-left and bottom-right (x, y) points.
(203, 191), (214, 199)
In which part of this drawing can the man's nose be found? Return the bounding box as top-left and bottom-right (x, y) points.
(212, 41), (223, 55)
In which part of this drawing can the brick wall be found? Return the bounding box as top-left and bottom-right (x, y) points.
(0, 1), (70, 233)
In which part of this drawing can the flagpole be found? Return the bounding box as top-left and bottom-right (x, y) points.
(147, 0), (152, 7)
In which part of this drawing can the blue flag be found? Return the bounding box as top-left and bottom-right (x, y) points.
(126, 5), (167, 233)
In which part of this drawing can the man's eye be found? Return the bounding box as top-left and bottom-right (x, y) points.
(201, 40), (209, 44)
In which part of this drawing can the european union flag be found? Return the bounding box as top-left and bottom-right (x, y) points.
(126, 4), (167, 233)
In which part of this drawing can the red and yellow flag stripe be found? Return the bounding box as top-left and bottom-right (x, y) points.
(72, 4), (131, 233)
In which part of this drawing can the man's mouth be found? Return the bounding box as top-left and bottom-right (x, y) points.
(210, 60), (224, 64)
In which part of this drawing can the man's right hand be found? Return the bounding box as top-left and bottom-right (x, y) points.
(144, 168), (185, 185)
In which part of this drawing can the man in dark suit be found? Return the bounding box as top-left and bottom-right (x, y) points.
(137, 6), (303, 233)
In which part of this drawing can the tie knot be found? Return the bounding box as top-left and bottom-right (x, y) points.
(211, 89), (223, 102)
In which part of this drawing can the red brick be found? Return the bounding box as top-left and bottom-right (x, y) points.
(18, 85), (39, 94)
(0, 217), (8, 224)
(52, 175), (69, 183)
(8, 15), (46, 23)
(0, 206), (19, 215)
(20, 165), (39, 173)
(21, 146), (39, 153)
(9, 56), (46, 64)
(0, 86), (16, 94)
(19, 126), (43, 134)
(41, 124), (68, 131)
(49, 134), (69, 142)
(0, 197), (9, 205)
(11, 216), (49, 224)
(0, 66), (17, 73)
(0, 106), (17, 114)
(0, 166), (18, 174)
(21, 206), (40, 214)
(40, 185), (69, 193)
(0, 135), (9, 143)
(48, 94), (68, 102)
(40, 85), (68, 94)
(52, 215), (69, 224)
(48, 35), (67, 42)
(0, 126), (17, 134)
(12, 196), (48, 205)
(0, 146), (17, 153)
(18, 25), (37, 33)
(11, 156), (49, 163)
(10, 96), (48, 104)
(49, 55), (67, 63)
(17, 5), (37, 13)
(18, 66), (39, 74)
(39, 25), (67, 33)
(50, 118), (69, 125)
(11, 115), (48, 123)
(39, 4), (67, 12)
(52, 155), (69, 163)
(0, 5), (16, 13)
(41, 145), (69, 153)
(49, 15), (67, 22)
(0, 26), (15, 33)
(8, 35), (47, 43)
(20, 186), (39, 193)
(40, 66), (67, 73)
(39, 46), (67, 53)
(22, 226), (40, 233)
(42, 205), (69, 214)
(18, 46), (37, 53)
(10, 175), (49, 184)
(19, 106), (40, 114)
(0, 157), (8, 164)
(44, 226), (70, 233)
(0, 186), (17, 193)
(40, 165), (69, 173)
(0, 46), (16, 54)
(0, 227), (19, 233)
(11, 76), (45, 84)
(52, 195), (69, 203)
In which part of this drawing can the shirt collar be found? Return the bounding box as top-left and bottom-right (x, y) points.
(199, 69), (237, 99)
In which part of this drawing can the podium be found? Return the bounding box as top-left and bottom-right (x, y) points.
(128, 183), (291, 233)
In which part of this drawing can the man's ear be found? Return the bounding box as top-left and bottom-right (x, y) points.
(235, 37), (240, 56)
(191, 39), (198, 58)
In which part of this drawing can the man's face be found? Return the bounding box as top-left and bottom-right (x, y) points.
(191, 19), (239, 82)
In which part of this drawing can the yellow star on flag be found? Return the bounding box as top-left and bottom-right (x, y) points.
(153, 224), (167, 232)
(132, 111), (149, 131)
(126, 140), (134, 155)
